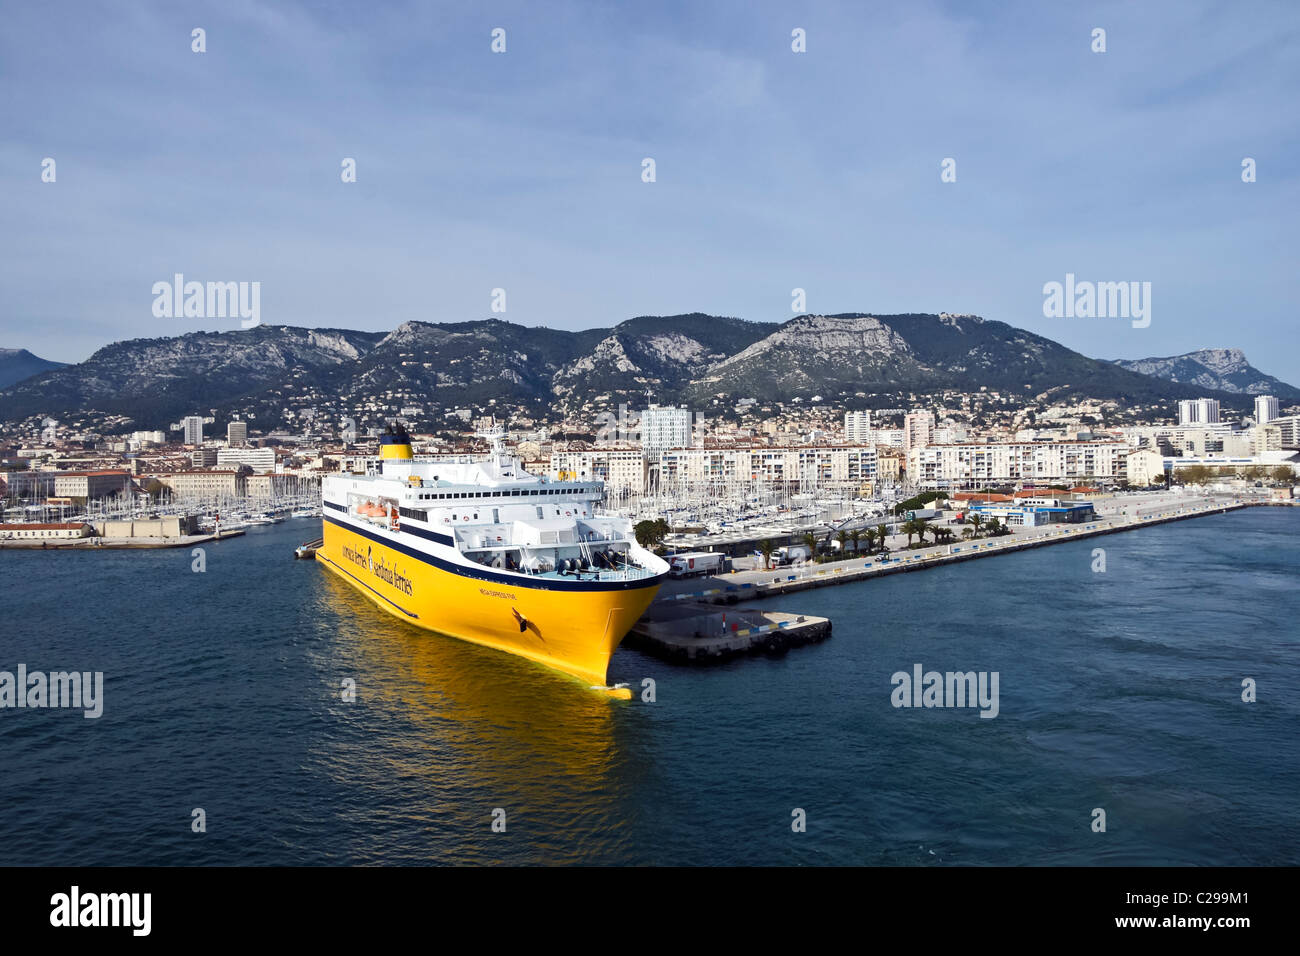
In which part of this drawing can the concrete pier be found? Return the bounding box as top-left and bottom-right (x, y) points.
(0, 529), (245, 549)
(628, 602), (831, 663)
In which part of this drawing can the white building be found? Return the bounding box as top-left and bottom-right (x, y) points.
(907, 440), (1130, 489)
(844, 410), (873, 442)
(182, 415), (205, 445)
(657, 445), (877, 492)
(1254, 395), (1280, 425)
(217, 447), (277, 473)
(549, 448), (646, 495)
(1269, 415), (1300, 449)
(640, 405), (693, 451)
(1178, 398), (1221, 426)
(1126, 448), (1166, 487)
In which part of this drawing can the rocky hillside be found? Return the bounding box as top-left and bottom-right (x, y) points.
(1112, 348), (1300, 402)
(693, 313), (1218, 403)
(0, 327), (385, 425)
(2, 313), (1291, 430)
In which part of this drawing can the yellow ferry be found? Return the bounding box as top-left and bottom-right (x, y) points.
(317, 424), (668, 687)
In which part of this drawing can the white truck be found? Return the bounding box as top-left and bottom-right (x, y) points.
(774, 544), (812, 566)
(668, 552), (725, 579)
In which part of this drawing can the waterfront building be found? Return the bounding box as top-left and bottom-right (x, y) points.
(0, 470), (54, 500)
(967, 498), (1096, 527)
(217, 447), (276, 473)
(155, 471), (245, 499)
(1125, 448), (1166, 487)
(907, 440), (1129, 489)
(657, 444), (877, 492)
(53, 470), (131, 499)
(550, 448), (646, 495)
(1163, 453), (1298, 480)
(0, 522), (95, 540)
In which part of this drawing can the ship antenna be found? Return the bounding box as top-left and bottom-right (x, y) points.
(475, 423), (506, 457)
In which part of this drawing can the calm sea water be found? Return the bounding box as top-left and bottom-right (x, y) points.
(1, 508), (1297, 865)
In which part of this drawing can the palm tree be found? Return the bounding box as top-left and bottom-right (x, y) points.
(902, 519), (917, 547)
(802, 531), (817, 557)
(758, 538), (776, 570)
(914, 519), (931, 546)
(986, 517), (1002, 536)
(849, 529), (861, 553)
(876, 524), (888, 553)
(969, 513), (983, 538)
(961, 527), (975, 540)
(835, 529), (849, 555)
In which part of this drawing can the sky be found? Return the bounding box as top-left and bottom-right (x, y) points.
(4, 0), (1299, 383)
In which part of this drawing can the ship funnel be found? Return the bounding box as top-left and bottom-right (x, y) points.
(379, 422), (414, 461)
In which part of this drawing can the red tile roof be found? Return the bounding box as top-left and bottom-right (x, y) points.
(953, 492), (1013, 503)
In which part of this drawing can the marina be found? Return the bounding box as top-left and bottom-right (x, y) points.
(657, 494), (1273, 604)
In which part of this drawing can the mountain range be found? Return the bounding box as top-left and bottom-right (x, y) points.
(1111, 348), (1300, 401)
(1, 314), (1295, 431)
(0, 348), (65, 390)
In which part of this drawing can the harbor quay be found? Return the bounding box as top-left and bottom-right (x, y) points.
(0, 515), (245, 549)
(653, 493), (1276, 607)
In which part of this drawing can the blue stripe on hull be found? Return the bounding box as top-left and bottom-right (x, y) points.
(323, 514), (663, 594)
(318, 553), (420, 618)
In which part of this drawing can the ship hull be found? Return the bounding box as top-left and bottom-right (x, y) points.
(317, 515), (663, 685)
